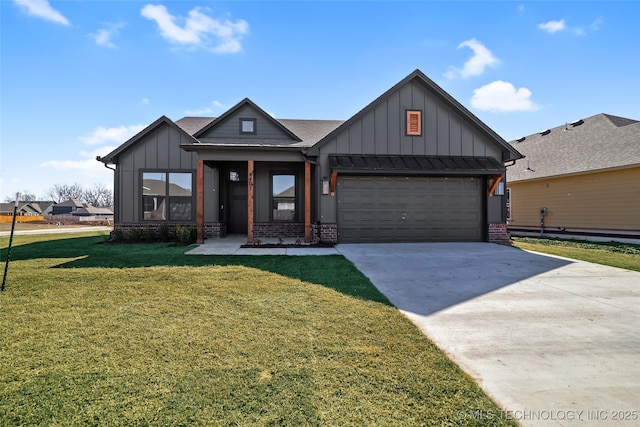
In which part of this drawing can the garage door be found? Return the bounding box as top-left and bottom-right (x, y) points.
(337, 176), (483, 243)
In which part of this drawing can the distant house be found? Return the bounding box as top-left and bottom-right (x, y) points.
(72, 206), (114, 220)
(98, 69), (523, 244)
(0, 201), (55, 216)
(506, 113), (640, 239)
(51, 199), (86, 215)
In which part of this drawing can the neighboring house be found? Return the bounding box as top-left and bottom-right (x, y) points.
(98, 69), (523, 244)
(51, 199), (86, 215)
(506, 113), (640, 238)
(72, 206), (114, 220)
(0, 201), (54, 216)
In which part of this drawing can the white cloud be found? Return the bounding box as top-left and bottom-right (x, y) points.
(185, 100), (229, 115)
(140, 98), (150, 104)
(212, 100), (228, 109)
(80, 124), (146, 145)
(470, 80), (539, 112)
(445, 38), (499, 79)
(41, 146), (117, 173)
(90, 22), (126, 48)
(13, 0), (69, 25)
(538, 19), (566, 34)
(141, 4), (249, 53)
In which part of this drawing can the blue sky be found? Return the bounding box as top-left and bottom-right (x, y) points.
(1, 0), (639, 200)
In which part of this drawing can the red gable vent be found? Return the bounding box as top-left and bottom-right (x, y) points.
(406, 110), (422, 136)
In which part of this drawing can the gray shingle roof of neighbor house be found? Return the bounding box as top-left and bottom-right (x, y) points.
(507, 113), (640, 182)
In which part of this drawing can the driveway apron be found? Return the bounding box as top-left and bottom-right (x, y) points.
(336, 242), (640, 427)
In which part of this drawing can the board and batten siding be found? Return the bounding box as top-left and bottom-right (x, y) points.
(508, 167), (640, 231)
(198, 104), (293, 142)
(316, 79), (503, 224)
(115, 123), (220, 223)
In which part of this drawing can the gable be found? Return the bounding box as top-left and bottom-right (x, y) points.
(193, 99), (301, 146)
(308, 70), (522, 163)
(99, 116), (197, 165)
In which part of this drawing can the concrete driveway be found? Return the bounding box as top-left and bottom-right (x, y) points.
(336, 243), (640, 427)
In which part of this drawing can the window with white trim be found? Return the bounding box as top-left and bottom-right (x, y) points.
(506, 188), (512, 220)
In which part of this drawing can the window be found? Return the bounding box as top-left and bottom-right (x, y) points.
(272, 174), (296, 221)
(142, 171), (193, 221)
(240, 118), (256, 134)
(406, 110), (422, 136)
(506, 188), (512, 220)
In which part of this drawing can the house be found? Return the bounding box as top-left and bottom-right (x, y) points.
(506, 113), (640, 239)
(72, 206), (114, 220)
(0, 201), (54, 217)
(98, 70), (523, 244)
(51, 199), (86, 215)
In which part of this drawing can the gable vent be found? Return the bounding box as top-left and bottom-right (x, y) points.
(406, 110), (422, 136)
(539, 129), (551, 136)
(570, 119), (584, 127)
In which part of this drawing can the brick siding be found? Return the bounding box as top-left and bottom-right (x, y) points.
(488, 223), (511, 245)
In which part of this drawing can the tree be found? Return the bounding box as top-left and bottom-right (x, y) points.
(3, 190), (36, 203)
(46, 183), (84, 204)
(83, 183), (113, 208)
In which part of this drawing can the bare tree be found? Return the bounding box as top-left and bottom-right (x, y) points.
(46, 183), (85, 204)
(83, 183), (113, 208)
(3, 190), (36, 202)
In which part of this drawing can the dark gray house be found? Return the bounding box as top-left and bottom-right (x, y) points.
(98, 70), (522, 244)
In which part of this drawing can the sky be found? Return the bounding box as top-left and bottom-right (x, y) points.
(1, 0), (639, 201)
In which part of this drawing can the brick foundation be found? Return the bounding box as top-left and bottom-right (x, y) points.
(253, 222), (305, 239)
(488, 223), (511, 245)
(312, 223), (338, 244)
(203, 222), (226, 239)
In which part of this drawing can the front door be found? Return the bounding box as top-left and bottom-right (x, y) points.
(228, 179), (248, 234)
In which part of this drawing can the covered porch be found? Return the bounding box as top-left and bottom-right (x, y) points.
(193, 156), (315, 245)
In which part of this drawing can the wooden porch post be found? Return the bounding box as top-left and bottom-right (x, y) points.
(196, 160), (204, 244)
(305, 161), (311, 243)
(247, 160), (255, 243)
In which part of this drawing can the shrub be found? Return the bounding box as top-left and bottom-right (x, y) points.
(158, 223), (170, 241)
(175, 225), (196, 245)
(144, 226), (157, 242)
(128, 228), (143, 241)
(111, 228), (126, 241)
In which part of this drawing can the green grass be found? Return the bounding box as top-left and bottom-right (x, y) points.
(512, 236), (640, 272)
(1, 232), (514, 426)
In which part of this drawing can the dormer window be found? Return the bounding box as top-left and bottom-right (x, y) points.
(240, 118), (256, 134)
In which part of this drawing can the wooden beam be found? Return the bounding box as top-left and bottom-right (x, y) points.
(196, 160), (204, 244)
(304, 161), (311, 243)
(247, 160), (254, 243)
(488, 174), (504, 197)
(330, 171), (337, 197)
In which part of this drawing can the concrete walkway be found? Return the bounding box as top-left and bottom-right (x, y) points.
(185, 235), (340, 256)
(337, 243), (640, 427)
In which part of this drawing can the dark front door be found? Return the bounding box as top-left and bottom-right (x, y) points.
(228, 180), (248, 234)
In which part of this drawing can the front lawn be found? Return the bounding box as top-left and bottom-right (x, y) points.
(1, 232), (514, 426)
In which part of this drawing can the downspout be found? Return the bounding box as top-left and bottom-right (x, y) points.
(97, 156), (117, 224)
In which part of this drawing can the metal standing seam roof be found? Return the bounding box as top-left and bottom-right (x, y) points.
(507, 113), (640, 182)
(329, 155), (505, 175)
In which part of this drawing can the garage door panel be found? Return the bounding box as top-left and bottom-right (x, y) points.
(337, 176), (482, 243)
